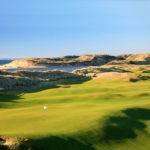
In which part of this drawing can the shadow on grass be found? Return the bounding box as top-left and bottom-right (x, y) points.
(17, 108), (150, 150)
(26, 84), (60, 93)
(0, 78), (90, 108)
(78, 108), (150, 147)
(0, 93), (22, 103)
(18, 136), (95, 150)
(26, 78), (90, 94)
(98, 108), (150, 144)
(0, 92), (23, 108)
(138, 92), (150, 97)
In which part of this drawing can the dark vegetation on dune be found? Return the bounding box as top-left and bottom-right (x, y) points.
(0, 70), (90, 92)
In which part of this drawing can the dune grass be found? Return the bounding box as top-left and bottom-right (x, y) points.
(1, 76), (150, 149)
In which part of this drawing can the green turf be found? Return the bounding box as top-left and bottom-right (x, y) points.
(1, 77), (150, 150)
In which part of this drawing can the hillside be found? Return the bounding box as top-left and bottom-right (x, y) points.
(126, 53), (150, 64)
(0, 70), (88, 91)
(1, 63), (150, 92)
(73, 63), (150, 77)
(108, 53), (150, 65)
(1, 53), (150, 69)
(0, 55), (117, 69)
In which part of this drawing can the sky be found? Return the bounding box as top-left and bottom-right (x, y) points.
(0, 0), (150, 58)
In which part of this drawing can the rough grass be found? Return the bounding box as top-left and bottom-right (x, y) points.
(0, 70), (87, 91)
(1, 77), (150, 149)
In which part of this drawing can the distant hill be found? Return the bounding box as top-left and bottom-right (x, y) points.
(0, 55), (116, 69)
(0, 53), (150, 69)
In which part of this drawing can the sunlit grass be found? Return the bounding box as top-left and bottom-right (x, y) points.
(1, 78), (150, 149)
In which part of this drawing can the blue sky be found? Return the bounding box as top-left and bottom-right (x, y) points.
(0, 0), (150, 58)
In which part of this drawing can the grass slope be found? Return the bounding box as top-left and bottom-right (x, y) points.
(1, 75), (150, 149)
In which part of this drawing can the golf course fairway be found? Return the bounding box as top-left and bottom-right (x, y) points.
(1, 78), (150, 150)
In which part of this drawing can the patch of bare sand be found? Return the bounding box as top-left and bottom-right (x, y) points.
(93, 72), (145, 81)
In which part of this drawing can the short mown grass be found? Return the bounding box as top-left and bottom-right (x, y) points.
(1, 77), (150, 150)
